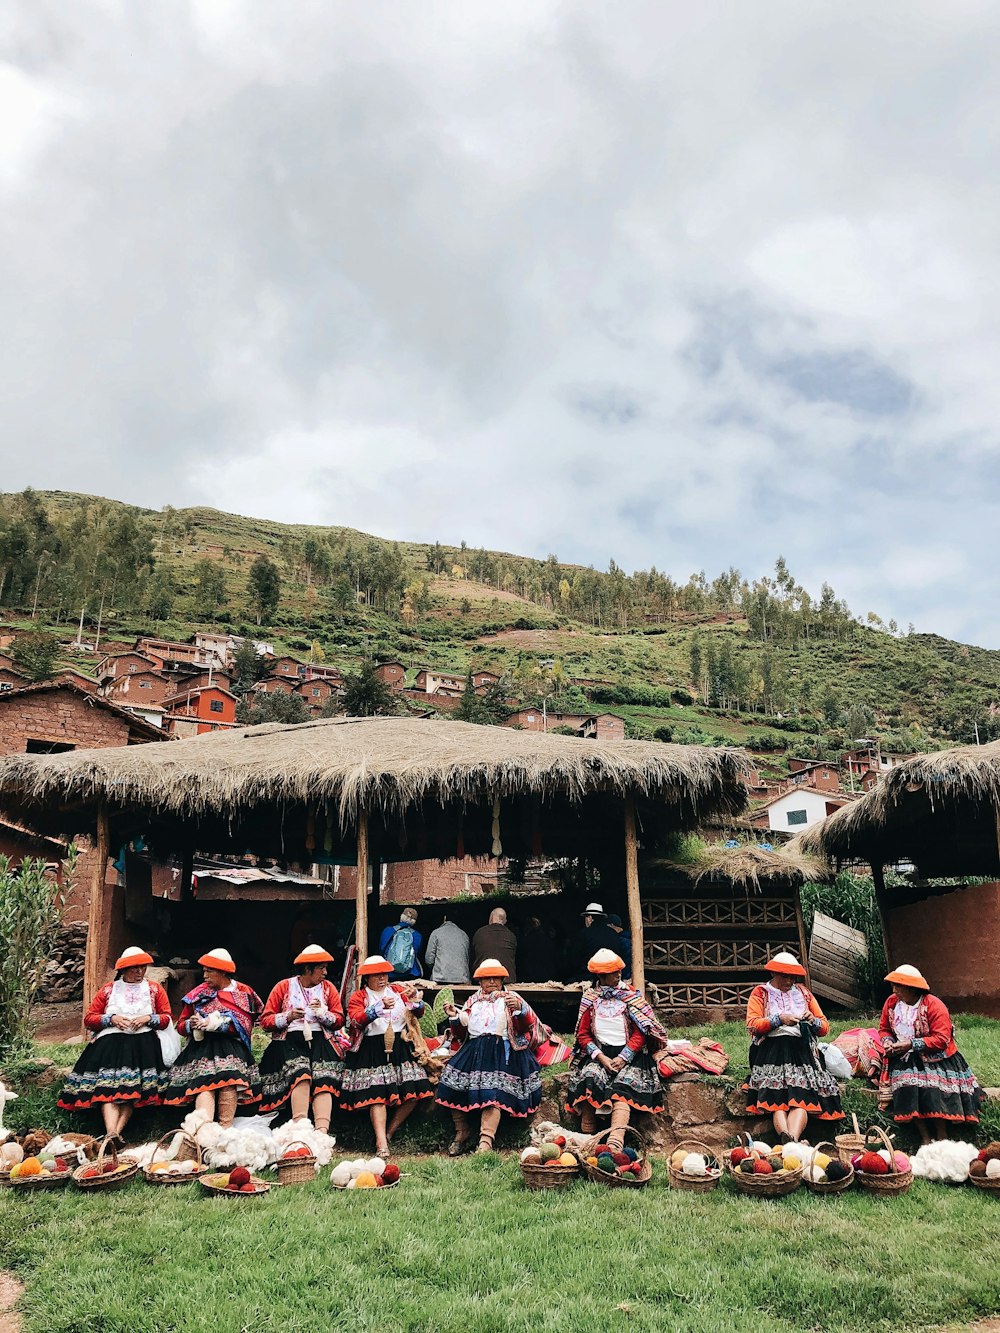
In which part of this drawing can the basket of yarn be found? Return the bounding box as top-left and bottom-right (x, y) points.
(802, 1141), (854, 1195)
(6, 1144), (73, 1191)
(855, 1125), (912, 1196)
(274, 1139), (318, 1186)
(329, 1157), (401, 1190)
(834, 1112), (866, 1168)
(580, 1126), (652, 1189)
(201, 1167), (271, 1196)
(519, 1135), (579, 1190)
(667, 1139), (722, 1193)
(968, 1143), (1000, 1192)
(142, 1131), (207, 1186)
(72, 1135), (141, 1192)
(727, 1139), (803, 1197)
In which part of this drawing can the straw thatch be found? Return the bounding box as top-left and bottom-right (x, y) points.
(792, 740), (1000, 876)
(0, 716), (749, 861)
(649, 842), (829, 889)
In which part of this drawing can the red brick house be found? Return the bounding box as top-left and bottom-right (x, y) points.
(294, 677), (337, 712)
(374, 662), (407, 691)
(786, 760), (841, 793)
(163, 684), (238, 735)
(97, 651), (159, 684)
(503, 709), (625, 740)
(103, 670), (173, 707)
(0, 680), (167, 755)
(251, 676), (298, 697)
(472, 670), (501, 691)
(304, 663), (343, 684)
(269, 656), (306, 680)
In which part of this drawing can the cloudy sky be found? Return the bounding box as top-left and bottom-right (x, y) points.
(3, 2), (1000, 643)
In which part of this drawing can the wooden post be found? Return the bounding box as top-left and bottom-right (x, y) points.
(83, 802), (110, 1014)
(871, 861), (893, 971)
(355, 807), (369, 959)
(624, 795), (645, 992)
(793, 887), (810, 984)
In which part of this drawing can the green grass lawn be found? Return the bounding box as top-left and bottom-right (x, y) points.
(2, 1156), (1000, 1333)
(3, 1018), (999, 1332)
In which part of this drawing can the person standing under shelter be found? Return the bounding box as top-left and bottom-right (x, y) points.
(519, 916), (554, 982)
(607, 914), (632, 978)
(379, 907), (423, 982)
(472, 907), (517, 982)
(425, 915), (471, 984)
(571, 903), (622, 980)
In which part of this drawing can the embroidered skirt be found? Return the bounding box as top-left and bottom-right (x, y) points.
(162, 1032), (260, 1107)
(339, 1033), (434, 1111)
(744, 1033), (844, 1121)
(57, 1031), (168, 1110)
(258, 1031), (343, 1113)
(435, 1034), (542, 1118)
(566, 1042), (664, 1115)
(885, 1049), (983, 1124)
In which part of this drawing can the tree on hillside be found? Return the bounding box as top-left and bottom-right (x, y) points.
(235, 691), (310, 726)
(12, 631), (58, 681)
(192, 559), (227, 621)
(340, 661), (398, 717)
(232, 639), (269, 695)
(821, 686), (840, 727)
(247, 556), (281, 626)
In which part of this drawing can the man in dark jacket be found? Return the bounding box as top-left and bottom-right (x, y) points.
(471, 907), (517, 982)
(571, 902), (622, 980)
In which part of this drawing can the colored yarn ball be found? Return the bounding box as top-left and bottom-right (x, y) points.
(520, 1147), (541, 1164)
(611, 1151), (630, 1167)
(783, 1156), (801, 1172)
(382, 1164), (401, 1185)
(730, 1147), (749, 1165)
(681, 1153), (707, 1176)
(330, 1163), (352, 1187)
(739, 1160), (756, 1175)
(597, 1154), (616, 1174)
(969, 1160), (987, 1178)
(624, 1148), (638, 1162)
(752, 1160), (773, 1175)
(354, 1171), (378, 1189)
(540, 1144), (560, 1163)
(825, 1162), (849, 1182)
(859, 1152), (888, 1175)
(986, 1160), (1000, 1180)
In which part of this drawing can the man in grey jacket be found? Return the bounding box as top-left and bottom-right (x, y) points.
(424, 916), (471, 984)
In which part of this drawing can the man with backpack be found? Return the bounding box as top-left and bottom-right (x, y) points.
(379, 907), (424, 981)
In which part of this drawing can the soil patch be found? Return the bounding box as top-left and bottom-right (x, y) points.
(0, 1272), (24, 1333)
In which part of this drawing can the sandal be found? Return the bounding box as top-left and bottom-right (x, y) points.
(475, 1133), (496, 1154)
(447, 1137), (471, 1157)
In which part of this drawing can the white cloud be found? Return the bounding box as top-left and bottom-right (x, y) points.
(1, 0), (1000, 642)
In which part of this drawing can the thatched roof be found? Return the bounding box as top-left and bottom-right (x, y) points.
(793, 740), (1000, 877)
(648, 842), (829, 889)
(0, 715), (750, 864)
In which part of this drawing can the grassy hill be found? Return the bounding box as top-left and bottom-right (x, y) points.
(2, 489), (998, 768)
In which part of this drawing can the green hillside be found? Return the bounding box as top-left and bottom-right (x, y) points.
(1, 488), (997, 767)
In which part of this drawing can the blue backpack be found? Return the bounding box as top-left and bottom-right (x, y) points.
(385, 925), (417, 975)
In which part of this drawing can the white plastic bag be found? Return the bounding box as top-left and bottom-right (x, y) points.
(820, 1042), (852, 1080)
(157, 1020), (182, 1067)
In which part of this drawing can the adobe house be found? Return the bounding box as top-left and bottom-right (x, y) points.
(797, 740), (1000, 1017)
(294, 676), (337, 712)
(163, 683), (238, 735)
(97, 651), (159, 684)
(0, 716), (749, 1015)
(373, 661), (407, 690)
(103, 670), (173, 708)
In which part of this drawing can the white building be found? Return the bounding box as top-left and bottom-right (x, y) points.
(753, 786), (857, 835)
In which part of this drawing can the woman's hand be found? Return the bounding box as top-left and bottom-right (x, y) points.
(443, 1002), (457, 1017)
(503, 993), (519, 1013)
(286, 1006), (306, 1022)
(131, 1013), (153, 1030)
(889, 1039), (912, 1056)
(191, 1014), (209, 1031)
(608, 1055), (627, 1073)
(779, 1012), (798, 1026)
(110, 1014), (130, 1030)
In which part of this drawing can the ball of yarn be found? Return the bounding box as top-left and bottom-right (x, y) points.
(520, 1147), (541, 1164)
(969, 1159), (987, 1178)
(739, 1159), (756, 1174)
(730, 1147), (749, 1166)
(986, 1159), (1000, 1180)
(825, 1161), (849, 1182)
(354, 1171), (378, 1189)
(611, 1151), (630, 1167)
(751, 1141), (771, 1155)
(330, 1162), (352, 1187)
(540, 1144), (560, 1163)
(557, 1152), (576, 1166)
(894, 1152), (910, 1172)
(806, 1164), (826, 1183)
(752, 1160), (773, 1175)
(859, 1152), (888, 1175)
(681, 1153), (707, 1176)
(597, 1153), (616, 1174)
(783, 1155), (801, 1171)
(813, 1152), (831, 1172)
(382, 1164), (400, 1185)
(366, 1157), (386, 1176)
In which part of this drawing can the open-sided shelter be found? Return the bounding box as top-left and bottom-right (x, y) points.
(0, 716), (749, 1004)
(795, 740), (1000, 1015)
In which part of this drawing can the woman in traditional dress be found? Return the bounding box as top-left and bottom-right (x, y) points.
(340, 954), (434, 1157)
(745, 950), (844, 1141)
(565, 949), (669, 1151)
(58, 946), (172, 1137)
(878, 964), (983, 1144)
(259, 944), (344, 1131)
(163, 947), (262, 1126)
(436, 959), (543, 1155)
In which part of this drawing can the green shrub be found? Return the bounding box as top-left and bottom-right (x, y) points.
(0, 853), (70, 1060)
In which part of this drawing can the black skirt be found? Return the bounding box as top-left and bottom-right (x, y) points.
(566, 1042), (664, 1115)
(339, 1033), (434, 1110)
(886, 1049), (983, 1124)
(58, 1031), (168, 1110)
(161, 1032), (260, 1106)
(745, 1033), (844, 1121)
(258, 1031), (343, 1113)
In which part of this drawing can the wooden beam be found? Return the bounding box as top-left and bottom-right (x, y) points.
(355, 807), (369, 959)
(83, 801), (110, 1019)
(871, 861), (893, 970)
(793, 886), (810, 986)
(624, 795), (645, 992)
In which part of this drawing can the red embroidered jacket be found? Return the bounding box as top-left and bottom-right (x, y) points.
(574, 998), (647, 1059)
(260, 977), (344, 1037)
(84, 980), (172, 1032)
(746, 984), (829, 1042)
(878, 993), (958, 1059)
(344, 984), (425, 1051)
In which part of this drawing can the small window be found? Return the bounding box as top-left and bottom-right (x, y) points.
(786, 809), (808, 826)
(128, 664), (137, 673)
(209, 700), (224, 714)
(312, 688), (320, 697)
(139, 681), (151, 689)
(26, 739), (75, 754)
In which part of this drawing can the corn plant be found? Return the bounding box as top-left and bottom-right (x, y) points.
(0, 851), (72, 1060)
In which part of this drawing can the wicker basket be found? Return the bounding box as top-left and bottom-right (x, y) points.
(579, 1126), (652, 1189)
(331, 1178), (400, 1191)
(72, 1136), (141, 1193)
(803, 1141), (855, 1195)
(142, 1131), (207, 1186)
(727, 1154), (803, 1197)
(834, 1112), (866, 1168)
(667, 1139), (722, 1193)
(968, 1171), (1000, 1194)
(8, 1169), (72, 1192)
(855, 1125), (913, 1197)
(520, 1154), (580, 1190)
(200, 1172), (271, 1197)
(273, 1139), (318, 1186)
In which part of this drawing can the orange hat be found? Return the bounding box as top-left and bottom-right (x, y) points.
(294, 944), (334, 965)
(473, 958), (509, 979)
(358, 954), (392, 977)
(588, 949), (626, 974)
(764, 951), (806, 977)
(885, 964), (929, 990)
(198, 948), (236, 974)
(115, 946), (153, 970)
